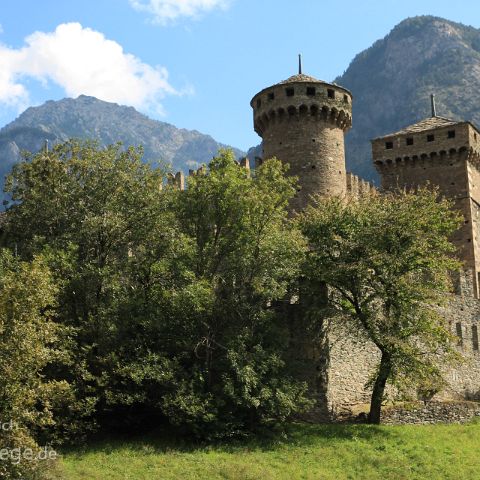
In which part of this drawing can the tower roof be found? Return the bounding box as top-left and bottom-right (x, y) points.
(251, 73), (351, 97)
(278, 73), (324, 84)
(374, 116), (470, 140)
(374, 116), (462, 140)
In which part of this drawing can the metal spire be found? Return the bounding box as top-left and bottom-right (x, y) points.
(430, 94), (437, 117)
(298, 54), (302, 75)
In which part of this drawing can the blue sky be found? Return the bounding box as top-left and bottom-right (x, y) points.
(1, 0), (480, 152)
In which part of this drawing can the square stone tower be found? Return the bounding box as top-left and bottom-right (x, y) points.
(372, 114), (480, 296)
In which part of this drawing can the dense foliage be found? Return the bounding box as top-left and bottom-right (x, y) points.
(299, 190), (462, 423)
(0, 251), (63, 479)
(2, 141), (309, 447)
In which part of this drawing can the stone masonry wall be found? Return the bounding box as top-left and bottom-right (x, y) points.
(375, 153), (473, 260)
(324, 270), (480, 418)
(381, 401), (480, 425)
(263, 118), (347, 211)
(437, 270), (480, 401)
(325, 319), (380, 416)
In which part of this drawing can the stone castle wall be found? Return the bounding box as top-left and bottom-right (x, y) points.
(374, 150), (477, 275)
(438, 270), (480, 401)
(323, 269), (480, 419)
(262, 118), (347, 210)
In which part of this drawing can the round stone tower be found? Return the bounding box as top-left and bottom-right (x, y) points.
(250, 69), (352, 211)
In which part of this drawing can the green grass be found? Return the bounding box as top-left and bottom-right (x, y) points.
(59, 422), (480, 480)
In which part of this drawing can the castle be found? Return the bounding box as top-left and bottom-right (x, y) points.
(249, 63), (480, 417)
(166, 62), (480, 417)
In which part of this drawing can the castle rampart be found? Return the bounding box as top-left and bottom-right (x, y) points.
(346, 172), (376, 198)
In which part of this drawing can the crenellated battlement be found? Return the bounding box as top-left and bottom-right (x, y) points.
(252, 101), (352, 136)
(346, 172), (376, 198)
(167, 157), (251, 191)
(251, 76), (352, 136)
(372, 119), (480, 173)
(373, 146), (479, 174)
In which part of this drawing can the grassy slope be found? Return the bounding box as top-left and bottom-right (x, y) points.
(59, 422), (480, 480)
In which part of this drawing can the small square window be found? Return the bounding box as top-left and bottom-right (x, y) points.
(285, 88), (294, 97)
(327, 89), (335, 99)
(406, 137), (414, 146)
(268, 92), (274, 101)
(306, 87), (316, 96)
(448, 130), (456, 138)
(427, 134), (435, 142)
(256, 99), (261, 108)
(343, 94), (349, 103)
(385, 141), (393, 150)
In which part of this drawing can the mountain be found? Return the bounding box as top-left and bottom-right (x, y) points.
(0, 95), (245, 185)
(336, 15), (480, 182)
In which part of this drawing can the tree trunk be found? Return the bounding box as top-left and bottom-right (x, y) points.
(368, 351), (391, 424)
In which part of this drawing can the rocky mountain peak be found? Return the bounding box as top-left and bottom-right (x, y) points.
(0, 96), (245, 195)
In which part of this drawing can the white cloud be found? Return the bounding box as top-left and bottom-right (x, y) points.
(0, 22), (180, 113)
(129, 0), (230, 25)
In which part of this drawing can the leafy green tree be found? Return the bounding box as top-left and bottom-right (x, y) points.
(299, 188), (462, 424)
(0, 250), (64, 479)
(3, 140), (174, 438)
(3, 143), (310, 438)
(106, 151), (311, 437)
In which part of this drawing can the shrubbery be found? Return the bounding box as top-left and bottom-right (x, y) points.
(1, 142), (310, 452)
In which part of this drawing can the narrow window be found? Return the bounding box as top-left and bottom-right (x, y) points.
(256, 99), (261, 108)
(456, 322), (463, 346)
(406, 137), (414, 146)
(385, 141), (393, 150)
(268, 92), (274, 101)
(343, 94), (349, 103)
(473, 325), (479, 351)
(306, 87), (316, 96)
(448, 130), (456, 139)
(327, 89), (335, 99)
(285, 87), (294, 97)
(427, 134), (435, 142)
